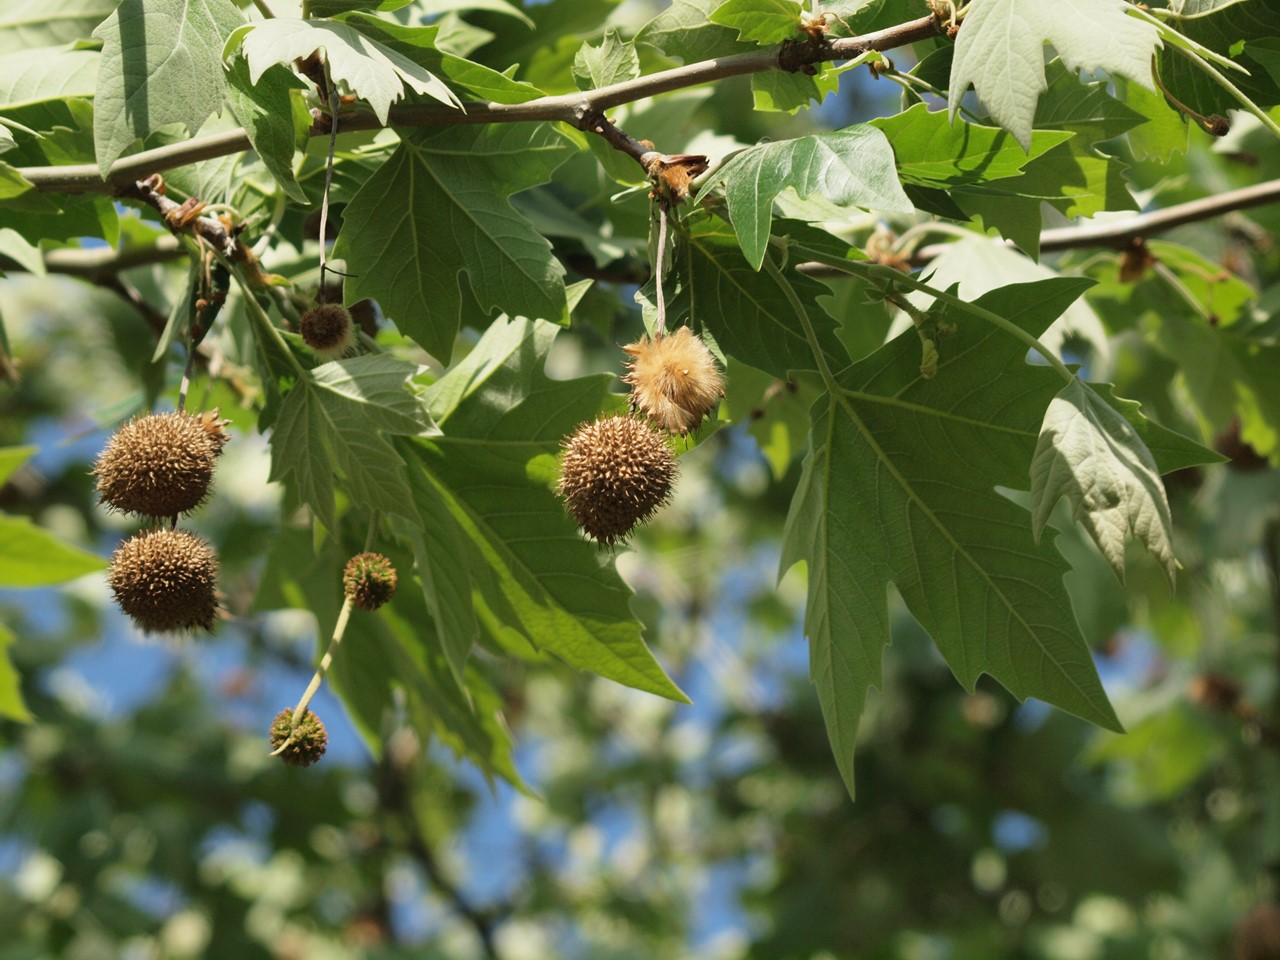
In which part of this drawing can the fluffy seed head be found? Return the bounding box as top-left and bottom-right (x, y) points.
(107, 528), (220, 633)
(622, 326), (724, 435)
(94, 411), (230, 517)
(269, 707), (329, 767)
(300, 304), (357, 360)
(343, 552), (398, 611)
(558, 415), (677, 545)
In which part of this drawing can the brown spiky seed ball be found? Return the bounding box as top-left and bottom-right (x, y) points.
(622, 326), (724, 435)
(558, 415), (677, 545)
(94, 411), (230, 517)
(107, 528), (219, 633)
(343, 552), (397, 611)
(269, 707), (328, 767)
(300, 304), (357, 360)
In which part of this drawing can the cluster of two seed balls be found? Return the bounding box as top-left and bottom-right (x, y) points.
(95, 411), (230, 633)
(266, 553), (398, 768)
(559, 326), (724, 545)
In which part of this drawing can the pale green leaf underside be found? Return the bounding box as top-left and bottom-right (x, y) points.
(701, 125), (913, 270)
(93, 0), (244, 177)
(1031, 379), (1176, 583)
(0, 515), (106, 586)
(0, 0), (114, 55)
(229, 17), (461, 123)
(408, 316), (687, 702)
(334, 124), (571, 362)
(0, 47), (98, 110)
(782, 278), (1124, 798)
(268, 354), (438, 533)
(949, 0), (1161, 149)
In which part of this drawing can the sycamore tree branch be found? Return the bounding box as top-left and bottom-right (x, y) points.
(16, 15), (944, 195)
(913, 176), (1280, 262)
(7, 175), (1279, 284)
(793, 176), (1280, 277)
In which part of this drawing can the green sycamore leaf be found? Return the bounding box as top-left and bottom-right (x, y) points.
(573, 28), (641, 91)
(751, 64), (841, 113)
(0, 621), (32, 723)
(1033, 59), (1146, 143)
(1144, 293), (1280, 462)
(0, 446), (37, 486)
(952, 139), (1137, 258)
(669, 217), (850, 379)
(710, 0), (803, 44)
(869, 103), (1073, 188)
(949, 0), (1161, 150)
(1031, 379), (1176, 583)
(781, 277), (1124, 798)
(406, 315), (688, 702)
(0, 0), (114, 55)
(268, 354), (439, 534)
(225, 60), (309, 203)
(0, 46), (98, 110)
(0, 515), (106, 586)
(334, 124), (572, 362)
(1157, 0), (1280, 116)
(93, 0), (244, 178)
(636, 0), (755, 63)
(338, 14), (543, 104)
(697, 126), (912, 270)
(226, 17), (462, 124)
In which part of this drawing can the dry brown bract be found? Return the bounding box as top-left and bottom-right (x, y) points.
(107, 528), (220, 633)
(94, 411), (230, 518)
(622, 326), (724, 436)
(559, 415), (677, 545)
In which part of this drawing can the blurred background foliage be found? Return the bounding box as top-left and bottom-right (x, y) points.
(3, 0), (1280, 958)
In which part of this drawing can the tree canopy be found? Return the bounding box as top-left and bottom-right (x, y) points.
(3, 0), (1280, 957)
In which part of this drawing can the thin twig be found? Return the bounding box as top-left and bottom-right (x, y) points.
(17, 15), (944, 194)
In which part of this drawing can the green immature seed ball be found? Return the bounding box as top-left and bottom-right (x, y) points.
(343, 552), (398, 611)
(107, 528), (220, 633)
(269, 708), (328, 767)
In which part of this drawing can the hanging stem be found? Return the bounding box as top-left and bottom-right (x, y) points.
(317, 77), (341, 301)
(654, 201), (670, 336)
(271, 517), (380, 752)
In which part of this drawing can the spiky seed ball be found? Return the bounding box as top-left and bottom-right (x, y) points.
(300, 304), (357, 360)
(94, 411), (230, 517)
(558, 415), (677, 545)
(107, 528), (219, 632)
(622, 326), (724, 435)
(343, 552), (397, 611)
(269, 707), (328, 767)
